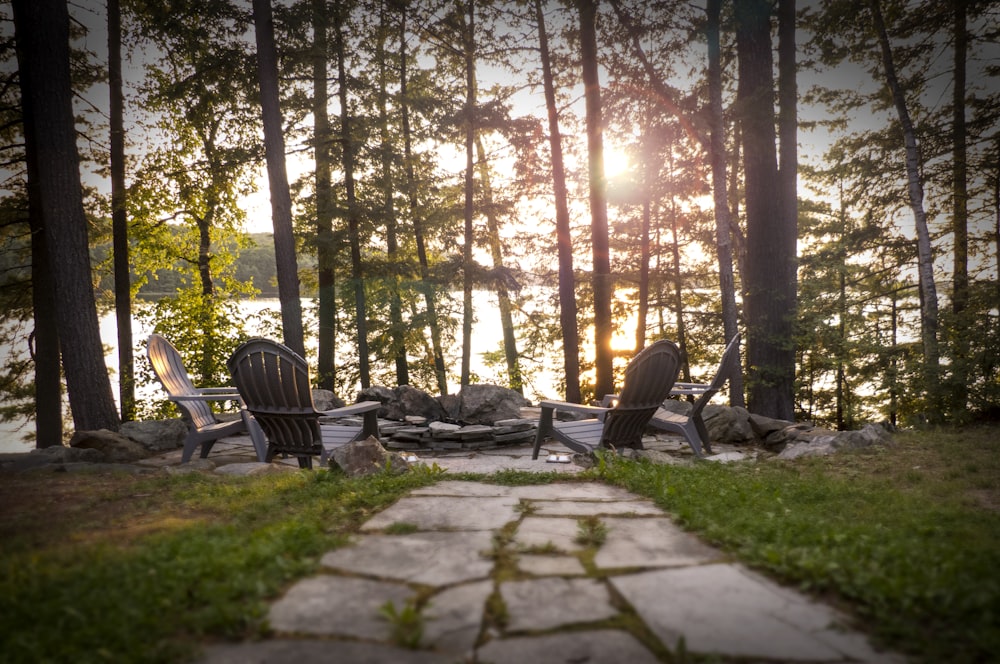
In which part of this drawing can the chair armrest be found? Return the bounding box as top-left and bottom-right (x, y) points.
(539, 399), (609, 418)
(672, 381), (710, 390)
(319, 400), (381, 418)
(169, 393), (242, 402)
(196, 387), (243, 396)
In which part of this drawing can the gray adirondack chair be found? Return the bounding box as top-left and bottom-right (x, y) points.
(649, 333), (741, 457)
(227, 338), (381, 469)
(532, 339), (682, 459)
(147, 334), (267, 463)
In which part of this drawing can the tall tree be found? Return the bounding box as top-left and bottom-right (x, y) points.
(334, 0), (371, 387)
(460, 0), (476, 389)
(313, 0), (337, 389)
(736, 0), (795, 420)
(12, 0), (120, 432)
(868, 0), (941, 418)
(534, 0), (580, 402)
(706, 0), (744, 406)
(950, 0), (969, 414)
(476, 136), (523, 393)
(376, 0), (409, 385)
(400, 2), (448, 395)
(109, 0), (134, 422)
(578, 0), (614, 399)
(252, 0), (305, 358)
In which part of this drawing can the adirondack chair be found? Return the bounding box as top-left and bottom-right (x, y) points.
(226, 338), (381, 469)
(532, 339), (681, 459)
(147, 334), (267, 463)
(648, 333), (741, 457)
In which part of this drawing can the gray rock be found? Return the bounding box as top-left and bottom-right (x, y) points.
(330, 436), (410, 477)
(457, 384), (528, 425)
(70, 429), (151, 463)
(120, 419), (187, 452)
(312, 388), (346, 411)
(748, 413), (795, 439)
(705, 405), (754, 444)
(395, 384), (448, 421)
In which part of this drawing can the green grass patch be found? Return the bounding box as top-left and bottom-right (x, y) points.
(0, 466), (439, 663)
(595, 426), (1000, 663)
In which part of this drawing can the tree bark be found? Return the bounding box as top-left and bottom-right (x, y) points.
(578, 0), (614, 400)
(869, 0), (941, 417)
(400, 4), (448, 395)
(13, 0), (120, 433)
(335, 2), (371, 387)
(535, 0), (580, 403)
(706, 0), (744, 407)
(252, 0), (305, 358)
(950, 0), (969, 414)
(476, 136), (522, 393)
(109, 0), (134, 422)
(377, 2), (409, 385)
(736, 0), (795, 420)
(313, 0), (336, 390)
(460, 0), (475, 389)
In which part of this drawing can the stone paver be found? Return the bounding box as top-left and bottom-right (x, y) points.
(475, 630), (661, 664)
(321, 531), (495, 586)
(360, 495), (519, 531)
(517, 553), (586, 576)
(593, 517), (724, 569)
(611, 563), (903, 663)
(531, 498), (664, 516)
(500, 577), (618, 632)
(267, 576), (412, 640)
(513, 516), (588, 553)
(198, 639), (454, 663)
(421, 579), (493, 654)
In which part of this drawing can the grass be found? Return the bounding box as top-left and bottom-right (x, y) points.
(594, 424), (1000, 663)
(0, 426), (996, 663)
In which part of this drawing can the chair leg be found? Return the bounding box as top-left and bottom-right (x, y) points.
(532, 407), (554, 460)
(242, 411), (268, 463)
(181, 433), (200, 464)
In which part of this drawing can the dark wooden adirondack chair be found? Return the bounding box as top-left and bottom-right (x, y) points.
(649, 333), (741, 458)
(532, 339), (682, 459)
(227, 338), (381, 469)
(147, 334), (267, 463)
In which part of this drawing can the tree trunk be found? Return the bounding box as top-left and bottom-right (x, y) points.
(335, 2), (371, 387)
(706, 0), (744, 407)
(535, 0), (580, 403)
(253, 0), (305, 358)
(460, 0), (475, 389)
(869, 0), (941, 418)
(635, 136), (651, 352)
(377, 2), (409, 385)
(736, 0), (795, 420)
(13, 0), (120, 433)
(400, 5), (448, 395)
(578, 0), (614, 400)
(109, 0), (134, 422)
(25, 113), (62, 447)
(950, 0), (969, 414)
(313, 0), (336, 390)
(475, 136), (522, 393)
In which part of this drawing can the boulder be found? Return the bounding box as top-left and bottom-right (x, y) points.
(396, 384), (448, 421)
(748, 413), (795, 440)
(313, 389), (346, 411)
(330, 436), (410, 477)
(659, 399), (692, 416)
(357, 385), (401, 419)
(70, 429), (151, 463)
(438, 393), (461, 421)
(456, 384), (529, 425)
(120, 419), (187, 452)
(704, 405), (754, 444)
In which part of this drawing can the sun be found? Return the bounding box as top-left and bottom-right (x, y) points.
(603, 144), (631, 178)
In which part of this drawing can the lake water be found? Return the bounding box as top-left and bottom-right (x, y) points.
(0, 295), (561, 453)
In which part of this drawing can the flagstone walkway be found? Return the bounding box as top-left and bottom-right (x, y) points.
(194, 437), (905, 664)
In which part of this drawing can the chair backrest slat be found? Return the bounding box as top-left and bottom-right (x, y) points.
(147, 333), (216, 430)
(602, 339), (681, 448)
(228, 338), (323, 457)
